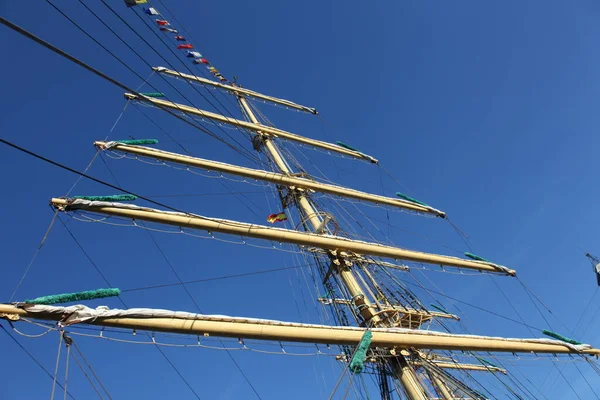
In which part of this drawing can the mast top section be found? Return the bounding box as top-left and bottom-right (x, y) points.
(152, 66), (318, 115)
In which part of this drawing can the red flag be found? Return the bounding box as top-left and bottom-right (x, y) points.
(177, 44), (193, 50)
(267, 212), (287, 223)
(156, 19), (169, 26)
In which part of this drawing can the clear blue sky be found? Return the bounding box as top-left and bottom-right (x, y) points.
(1, 0), (600, 399)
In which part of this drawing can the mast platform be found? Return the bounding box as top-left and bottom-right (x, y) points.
(318, 297), (459, 329)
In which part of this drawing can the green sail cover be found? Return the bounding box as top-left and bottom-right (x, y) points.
(430, 303), (450, 315)
(140, 92), (165, 98)
(336, 141), (360, 152)
(542, 330), (582, 345)
(72, 194), (137, 202)
(116, 139), (159, 145)
(25, 288), (121, 305)
(395, 192), (428, 207)
(475, 356), (501, 369)
(349, 330), (372, 374)
(464, 252), (490, 263)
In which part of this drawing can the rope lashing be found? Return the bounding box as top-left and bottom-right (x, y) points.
(349, 330), (372, 374)
(24, 288), (121, 305)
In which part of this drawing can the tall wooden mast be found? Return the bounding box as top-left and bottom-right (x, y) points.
(1, 9), (596, 399)
(37, 75), (524, 398)
(234, 92), (431, 398)
(9, 69), (586, 398)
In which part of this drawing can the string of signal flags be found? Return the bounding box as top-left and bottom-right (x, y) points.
(125, 0), (228, 83)
(125, 0), (287, 225)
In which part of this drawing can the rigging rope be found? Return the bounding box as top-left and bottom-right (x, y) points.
(0, 324), (76, 399)
(50, 332), (64, 400)
(63, 341), (71, 400)
(69, 347), (106, 400)
(64, 150), (101, 198)
(123, 2), (263, 163)
(57, 215), (204, 400)
(71, 340), (113, 399)
(75, 153), (264, 399)
(9, 210), (59, 302)
(24, 5), (261, 167)
(121, 264), (314, 292)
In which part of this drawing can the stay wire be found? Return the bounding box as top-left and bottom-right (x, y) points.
(64, 150), (101, 198)
(145, 0), (250, 126)
(127, 4), (254, 137)
(0, 324), (76, 400)
(57, 216), (113, 287)
(494, 276), (582, 399)
(326, 352), (354, 400)
(71, 340), (113, 400)
(131, 102), (189, 153)
(147, 191), (268, 198)
(573, 360), (600, 400)
(103, 138), (264, 220)
(98, 153), (120, 187)
(143, 225), (264, 399)
(2, 10), (256, 168)
(122, 264), (313, 292)
(56, 195), (203, 400)
(551, 362), (584, 400)
(73, 0), (262, 166)
(91, 0), (261, 163)
(517, 278), (573, 336)
(81, 152), (261, 399)
(340, 372), (357, 400)
(63, 343), (71, 400)
(9, 210), (59, 302)
(0, 136), (248, 228)
(69, 349), (105, 400)
(488, 277), (536, 336)
(400, 279), (545, 332)
(50, 332), (64, 400)
(97, 0), (260, 164)
(61, 220), (204, 400)
(573, 287), (599, 336)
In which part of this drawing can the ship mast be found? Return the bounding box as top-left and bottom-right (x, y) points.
(4, 68), (585, 398)
(39, 73), (521, 398)
(234, 92), (430, 398)
(1, 10), (597, 399)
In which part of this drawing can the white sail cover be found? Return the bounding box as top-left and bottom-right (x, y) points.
(19, 304), (591, 352)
